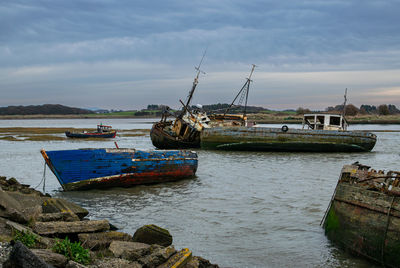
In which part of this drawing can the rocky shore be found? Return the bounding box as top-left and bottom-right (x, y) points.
(0, 176), (218, 268)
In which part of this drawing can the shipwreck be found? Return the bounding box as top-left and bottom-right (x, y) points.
(322, 162), (400, 267)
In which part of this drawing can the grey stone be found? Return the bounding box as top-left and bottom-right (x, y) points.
(3, 241), (53, 268)
(133, 225), (172, 247)
(65, 260), (87, 268)
(137, 245), (176, 267)
(37, 212), (80, 222)
(32, 249), (68, 268)
(108, 241), (150, 261)
(42, 198), (88, 220)
(89, 258), (141, 268)
(33, 220), (110, 236)
(78, 231), (132, 250)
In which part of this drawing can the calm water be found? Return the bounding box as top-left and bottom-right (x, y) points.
(1, 118), (400, 268)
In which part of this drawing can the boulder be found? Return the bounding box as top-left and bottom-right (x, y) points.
(78, 231), (133, 250)
(0, 218), (13, 242)
(157, 248), (192, 268)
(108, 241), (150, 261)
(32, 249), (68, 268)
(137, 245), (176, 267)
(36, 212), (80, 222)
(65, 260), (86, 268)
(3, 241), (52, 268)
(33, 220), (110, 236)
(42, 198), (88, 220)
(185, 256), (219, 268)
(6, 220), (54, 249)
(90, 258), (141, 268)
(0, 188), (42, 223)
(132, 225), (172, 247)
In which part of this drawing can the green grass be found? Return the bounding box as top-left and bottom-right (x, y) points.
(53, 237), (90, 265)
(13, 230), (39, 248)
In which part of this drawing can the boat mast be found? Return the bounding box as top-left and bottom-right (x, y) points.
(342, 88), (348, 130)
(224, 64), (256, 117)
(179, 49), (207, 119)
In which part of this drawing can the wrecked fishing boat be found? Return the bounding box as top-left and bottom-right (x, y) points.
(150, 64), (255, 149)
(200, 113), (376, 152)
(322, 162), (400, 267)
(201, 88), (377, 152)
(41, 148), (198, 191)
(65, 124), (117, 138)
(150, 53), (209, 149)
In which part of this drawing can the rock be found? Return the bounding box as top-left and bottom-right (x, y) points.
(0, 218), (13, 242)
(42, 198), (88, 220)
(3, 241), (52, 268)
(65, 260), (87, 268)
(108, 241), (150, 261)
(0, 242), (12, 265)
(158, 248), (192, 268)
(6, 220), (55, 248)
(33, 220), (110, 236)
(185, 256), (219, 268)
(132, 225), (172, 247)
(6, 178), (18, 186)
(32, 249), (68, 268)
(137, 245), (176, 267)
(0, 188), (41, 223)
(78, 231), (133, 250)
(37, 212), (80, 222)
(89, 258), (141, 268)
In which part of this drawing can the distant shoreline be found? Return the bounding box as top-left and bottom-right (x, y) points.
(1, 113), (400, 124)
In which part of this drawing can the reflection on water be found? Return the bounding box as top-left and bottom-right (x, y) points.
(1, 119), (398, 267)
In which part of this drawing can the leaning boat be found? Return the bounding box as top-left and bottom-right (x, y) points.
(150, 52), (210, 149)
(322, 162), (400, 267)
(200, 113), (376, 152)
(150, 64), (255, 149)
(65, 124), (117, 138)
(41, 148), (198, 191)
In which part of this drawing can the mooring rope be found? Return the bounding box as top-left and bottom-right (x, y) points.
(381, 195), (396, 266)
(33, 161), (47, 193)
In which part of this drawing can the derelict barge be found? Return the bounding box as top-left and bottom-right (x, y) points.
(322, 162), (400, 267)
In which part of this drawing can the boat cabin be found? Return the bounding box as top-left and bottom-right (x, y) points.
(97, 124), (113, 133)
(302, 114), (348, 131)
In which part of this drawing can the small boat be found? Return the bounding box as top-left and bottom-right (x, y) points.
(322, 162), (400, 267)
(41, 148), (198, 191)
(65, 124), (117, 138)
(200, 113), (377, 152)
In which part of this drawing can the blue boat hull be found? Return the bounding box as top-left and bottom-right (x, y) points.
(41, 148), (198, 191)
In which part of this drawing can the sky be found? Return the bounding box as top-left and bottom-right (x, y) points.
(1, 0), (400, 111)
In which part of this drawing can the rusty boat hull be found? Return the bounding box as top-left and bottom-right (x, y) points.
(323, 163), (400, 267)
(41, 148), (198, 191)
(200, 126), (376, 152)
(65, 130), (117, 138)
(150, 121), (200, 149)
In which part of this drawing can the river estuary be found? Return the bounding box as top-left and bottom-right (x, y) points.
(1, 118), (399, 267)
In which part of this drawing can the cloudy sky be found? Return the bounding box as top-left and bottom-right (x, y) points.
(1, 0), (400, 110)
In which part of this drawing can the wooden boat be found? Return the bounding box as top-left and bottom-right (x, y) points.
(150, 63), (254, 149)
(65, 124), (116, 138)
(200, 113), (377, 152)
(322, 163), (400, 267)
(40, 148), (198, 191)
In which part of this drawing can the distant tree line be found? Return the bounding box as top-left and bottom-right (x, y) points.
(0, 104), (91, 115)
(296, 104), (400, 116)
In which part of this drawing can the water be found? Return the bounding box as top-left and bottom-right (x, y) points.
(1, 118), (399, 267)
